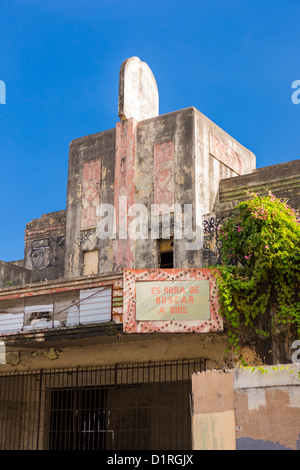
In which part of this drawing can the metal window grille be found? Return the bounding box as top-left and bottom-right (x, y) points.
(0, 358), (205, 450)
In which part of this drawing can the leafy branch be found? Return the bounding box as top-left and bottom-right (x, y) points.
(216, 192), (300, 359)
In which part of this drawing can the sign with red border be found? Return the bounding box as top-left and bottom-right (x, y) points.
(123, 269), (223, 334)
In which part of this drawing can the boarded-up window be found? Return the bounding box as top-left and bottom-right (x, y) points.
(83, 250), (98, 276)
(79, 287), (112, 324)
(0, 312), (23, 334)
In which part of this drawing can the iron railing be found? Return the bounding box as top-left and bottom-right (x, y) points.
(0, 358), (206, 450)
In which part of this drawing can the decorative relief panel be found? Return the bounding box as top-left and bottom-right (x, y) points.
(209, 132), (242, 175)
(81, 159), (101, 230)
(153, 141), (175, 214)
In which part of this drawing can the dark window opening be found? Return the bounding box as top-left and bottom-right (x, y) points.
(160, 251), (174, 268)
(28, 311), (52, 323)
(159, 238), (174, 268)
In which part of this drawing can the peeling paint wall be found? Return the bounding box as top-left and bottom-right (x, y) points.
(135, 108), (196, 270)
(193, 109), (255, 270)
(192, 365), (300, 451)
(64, 129), (116, 278)
(62, 105), (256, 281)
(191, 370), (236, 450)
(234, 365), (300, 450)
(114, 118), (138, 270)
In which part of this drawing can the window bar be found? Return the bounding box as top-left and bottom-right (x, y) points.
(0, 374), (7, 449)
(25, 373), (35, 450)
(158, 361), (162, 449)
(59, 373), (64, 450)
(72, 367), (78, 451)
(11, 371), (19, 450)
(63, 370), (68, 451)
(128, 363), (132, 450)
(32, 371), (39, 450)
(7, 373), (16, 450)
(68, 369), (74, 450)
(113, 363), (118, 451)
(153, 361), (157, 449)
(36, 370), (43, 450)
(91, 368), (95, 451)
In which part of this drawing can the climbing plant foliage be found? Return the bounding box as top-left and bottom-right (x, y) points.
(216, 192), (300, 352)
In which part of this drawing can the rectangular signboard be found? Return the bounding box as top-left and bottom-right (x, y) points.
(123, 269), (222, 334)
(136, 280), (210, 321)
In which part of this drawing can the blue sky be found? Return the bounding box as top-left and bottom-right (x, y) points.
(0, 0), (300, 262)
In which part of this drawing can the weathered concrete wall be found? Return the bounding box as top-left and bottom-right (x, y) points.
(202, 210), (231, 266)
(113, 118), (138, 270)
(193, 108), (255, 267)
(192, 365), (300, 450)
(134, 108), (196, 269)
(194, 108), (256, 219)
(129, 107), (256, 271)
(0, 260), (31, 288)
(191, 370), (236, 450)
(234, 364), (300, 450)
(64, 129), (116, 278)
(0, 331), (228, 372)
(63, 102), (256, 279)
(24, 210), (66, 282)
(218, 159), (300, 212)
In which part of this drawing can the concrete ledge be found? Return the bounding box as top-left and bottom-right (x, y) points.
(234, 364), (300, 389)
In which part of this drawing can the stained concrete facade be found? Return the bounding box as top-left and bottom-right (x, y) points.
(2, 57), (300, 286)
(63, 106), (255, 280)
(24, 210), (66, 283)
(0, 57), (258, 285)
(0, 57), (299, 450)
(0, 56), (298, 373)
(0, 56), (298, 367)
(0, 260), (31, 288)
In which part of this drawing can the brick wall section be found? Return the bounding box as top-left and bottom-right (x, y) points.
(24, 210), (66, 241)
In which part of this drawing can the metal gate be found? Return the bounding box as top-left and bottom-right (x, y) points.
(0, 359), (205, 450)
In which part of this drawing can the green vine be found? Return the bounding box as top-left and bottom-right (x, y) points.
(216, 192), (300, 356)
(239, 364), (299, 377)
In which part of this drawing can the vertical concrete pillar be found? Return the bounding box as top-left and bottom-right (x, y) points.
(191, 370), (236, 450)
(114, 118), (138, 270)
